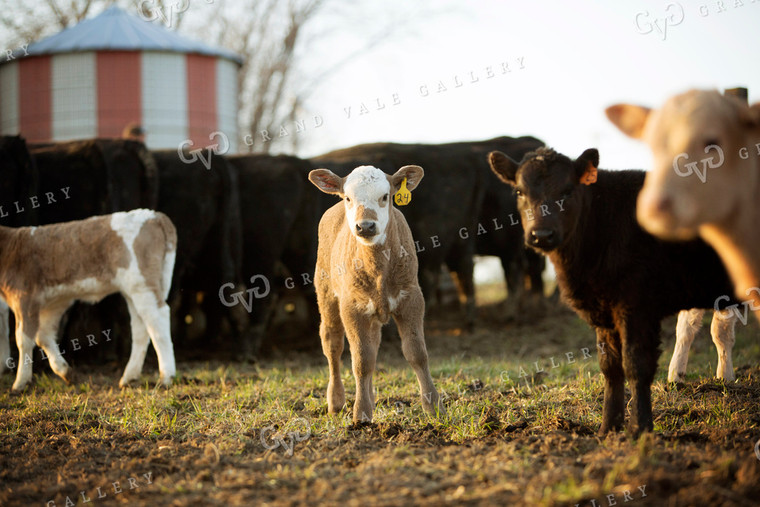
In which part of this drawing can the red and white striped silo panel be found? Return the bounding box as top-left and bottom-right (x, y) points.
(0, 6), (241, 150)
(0, 51), (238, 151)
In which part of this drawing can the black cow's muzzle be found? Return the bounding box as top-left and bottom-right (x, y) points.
(528, 228), (559, 250)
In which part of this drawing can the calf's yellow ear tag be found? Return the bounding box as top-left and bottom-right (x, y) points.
(394, 177), (411, 206)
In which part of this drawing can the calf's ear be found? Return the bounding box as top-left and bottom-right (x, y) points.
(605, 104), (651, 139)
(309, 169), (343, 195)
(488, 151), (519, 185)
(392, 165), (424, 192)
(575, 148), (599, 186)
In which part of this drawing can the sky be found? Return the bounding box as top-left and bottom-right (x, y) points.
(288, 0), (760, 170)
(3, 0), (757, 170)
(282, 0), (759, 283)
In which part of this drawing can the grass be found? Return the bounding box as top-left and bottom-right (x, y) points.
(1, 297), (759, 505)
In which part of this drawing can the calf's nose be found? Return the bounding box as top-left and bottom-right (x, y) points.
(655, 196), (673, 214)
(356, 221), (377, 236)
(530, 228), (556, 248)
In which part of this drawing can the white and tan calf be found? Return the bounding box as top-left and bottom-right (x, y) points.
(607, 89), (760, 317)
(0, 209), (177, 392)
(309, 165), (441, 422)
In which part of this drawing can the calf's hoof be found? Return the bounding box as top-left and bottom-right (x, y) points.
(10, 384), (28, 395)
(423, 399), (446, 417)
(421, 390), (445, 416)
(61, 369), (77, 386)
(627, 423), (654, 438)
(354, 411), (374, 424)
(598, 421), (623, 436)
(158, 375), (175, 389)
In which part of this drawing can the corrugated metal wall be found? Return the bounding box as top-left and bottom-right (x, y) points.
(187, 54), (217, 147)
(52, 52), (97, 140)
(142, 51), (188, 148)
(97, 51), (142, 138)
(0, 62), (19, 134)
(217, 59), (238, 153)
(19, 56), (52, 142)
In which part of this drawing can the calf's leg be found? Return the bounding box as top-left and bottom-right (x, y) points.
(120, 297), (151, 387)
(393, 288), (441, 415)
(34, 306), (74, 385)
(621, 318), (661, 435)
(319, 297), (345, 414)
(128, 292), (176, 386)
(0, 300), (10, 374)
(710, 310), (736, 381)
(597, 327), (624, 434)
(11, 317), (36, 392)
(344, 311), (380, 423)
(668, 309), (703, 382)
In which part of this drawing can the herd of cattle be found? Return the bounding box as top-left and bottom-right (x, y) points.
(0, 88), (757, 435)
(0, 134), (545, 363)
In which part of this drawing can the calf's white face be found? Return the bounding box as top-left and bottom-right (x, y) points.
(342, 166), (391, 245)
(309, 164), (424, 246)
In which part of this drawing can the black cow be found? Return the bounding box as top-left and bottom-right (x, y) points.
(152, 149), (246, 356)
(488, 146), (736, 435)
(30, 139), (158, 222)
(472, 137), (547, 303)
(226, 153), (319, 354)
(0, 135), (38, 227)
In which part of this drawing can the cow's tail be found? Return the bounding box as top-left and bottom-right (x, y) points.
(155, 211), (178, 302)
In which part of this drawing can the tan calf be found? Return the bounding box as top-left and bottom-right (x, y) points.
(607, 89), (760, 317)
(309, 165), (441, 422)
(0, 209), (177, 392)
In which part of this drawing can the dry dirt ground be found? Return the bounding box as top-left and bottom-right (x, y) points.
(1, 294), (760, 506)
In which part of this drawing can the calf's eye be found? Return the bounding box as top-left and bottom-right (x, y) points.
(382, 194), (389, 202)
(346, 197), (351, 203)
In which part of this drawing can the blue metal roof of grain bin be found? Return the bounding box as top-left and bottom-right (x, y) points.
(0, 6), (242, 150)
